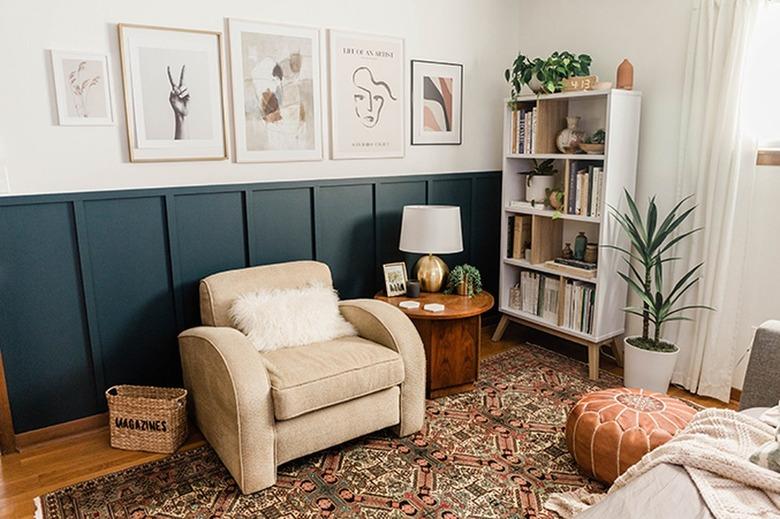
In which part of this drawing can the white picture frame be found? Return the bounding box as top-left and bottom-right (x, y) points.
(118, 24), (228, 162)
(228, 19), (323, 163)
(411, 60), (463, 145)
(383, 262), (408, 297)
(328, 30), (404, 159)
(50, 50), (115, 126)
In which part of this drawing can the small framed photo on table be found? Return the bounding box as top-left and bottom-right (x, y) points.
(383, 262), (408, 297)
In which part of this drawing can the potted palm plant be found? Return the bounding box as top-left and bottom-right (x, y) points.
(607, 191), (713, 393)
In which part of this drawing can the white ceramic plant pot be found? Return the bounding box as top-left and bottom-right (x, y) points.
(623, 336), (680, 394)
(525, 175), (555, 204)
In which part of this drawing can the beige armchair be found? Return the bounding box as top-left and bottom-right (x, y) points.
(178, 261), (426, 494)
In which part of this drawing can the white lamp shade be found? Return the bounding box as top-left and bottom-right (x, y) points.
(399, 205), (464, 254)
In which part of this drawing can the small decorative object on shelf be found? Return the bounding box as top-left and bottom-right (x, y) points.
(547, 189), (565, 210)
(509, 284), (522, 309)
(445, 264), (483, 297)
(562, 75), (598, 92)
(574, 231), (588, 260)
(520, 159), (558, 204)
(556, 116), (585, 153)
(579, 129), (606, 155)
(562, 243), (574, 259)
(616, 59), (634, 90)
(584, 243), (599, 264)
(406, 280), (421, 298)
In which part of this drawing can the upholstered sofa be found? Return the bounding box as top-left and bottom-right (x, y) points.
(178, 261), (425, 493)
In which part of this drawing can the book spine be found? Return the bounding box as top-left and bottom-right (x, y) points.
(587, 165), (594, 217)
(567, 163), (578, 214)
(531, 107), (538, 154)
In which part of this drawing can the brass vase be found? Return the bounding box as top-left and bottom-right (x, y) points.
(414, 254), (449, 292)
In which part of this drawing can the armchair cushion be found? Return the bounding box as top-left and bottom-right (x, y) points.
(260, 336), (405, 420)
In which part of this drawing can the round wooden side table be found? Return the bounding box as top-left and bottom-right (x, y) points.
(375, 291), (494, 399)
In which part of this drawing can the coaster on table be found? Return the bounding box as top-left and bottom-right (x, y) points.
(423, 303), (445, 313)
(399, 301), (420, 309)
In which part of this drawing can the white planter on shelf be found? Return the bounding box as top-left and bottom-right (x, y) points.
(524, 175), (555, 205)
(623, 336), (680, 393)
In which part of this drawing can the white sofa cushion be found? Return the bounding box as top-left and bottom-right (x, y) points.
(230, 284), (356, 351)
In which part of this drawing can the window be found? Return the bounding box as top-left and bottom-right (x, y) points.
(744, 2), (780, 165)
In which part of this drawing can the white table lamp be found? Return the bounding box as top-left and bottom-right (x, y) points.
(399, 205), (463, 292)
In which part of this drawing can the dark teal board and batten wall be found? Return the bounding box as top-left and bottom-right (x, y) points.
(0, 171), (501, 433)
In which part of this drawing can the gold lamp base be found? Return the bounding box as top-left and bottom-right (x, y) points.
(414, 254), (449, 292)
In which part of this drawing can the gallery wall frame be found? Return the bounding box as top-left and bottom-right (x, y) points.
(227, 19), (324, 163)
(411, 60), (463, 145)
(328, 30), (405, 160)
(117, 24), (228, 162)
(50, 50), (115, 126)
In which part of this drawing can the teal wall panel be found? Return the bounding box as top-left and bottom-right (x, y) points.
(0, 171), (499, 432)
(251, 188), (313, 265)
(316, 184), (375, 299)
(173, 192), (247, 329)
(0, 203), (97, 432)
(83, 197), (179, 394)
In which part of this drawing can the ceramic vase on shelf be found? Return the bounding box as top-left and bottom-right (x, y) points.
(556, 116), (585, 154)
(616, 59), (634, 90)
(574, 232), (588, 260)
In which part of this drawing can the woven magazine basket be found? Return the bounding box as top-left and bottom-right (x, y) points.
(106, 385), (188, 454)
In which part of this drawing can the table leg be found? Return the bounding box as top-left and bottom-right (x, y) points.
(588, 343), (600, 381)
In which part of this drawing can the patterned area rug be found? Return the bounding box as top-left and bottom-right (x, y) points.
(38, 343), (623, 518)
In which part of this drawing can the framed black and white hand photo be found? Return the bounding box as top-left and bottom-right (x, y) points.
(411, 60), (463, 145)
(118, 24), (227, 162)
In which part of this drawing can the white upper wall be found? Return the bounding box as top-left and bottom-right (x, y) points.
(0, 0), (520, 195)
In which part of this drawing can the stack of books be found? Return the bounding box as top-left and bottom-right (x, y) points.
(510, 108), (538, 154)
(562, 279), (595, 334)
(564, 161), (605, 217)
(511, 271), (559, 324)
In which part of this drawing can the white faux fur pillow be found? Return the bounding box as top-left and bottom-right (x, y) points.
(230, 284), (357, 351)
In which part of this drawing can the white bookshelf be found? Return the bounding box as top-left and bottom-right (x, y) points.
(492, 88), (642, 380)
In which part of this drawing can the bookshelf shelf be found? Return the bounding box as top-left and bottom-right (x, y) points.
(502, 257), (598, 284)
(504, 205), (601, 223)
(506, 153), (605, 161)
(494, 88), (642, 380)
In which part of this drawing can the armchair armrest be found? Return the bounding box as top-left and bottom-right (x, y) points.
(339, 299), (425, 436)
(740, 320), (780, 410)
(178, 326), (276, 492)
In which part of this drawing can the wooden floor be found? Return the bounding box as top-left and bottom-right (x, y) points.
(0, 325), (737, 518)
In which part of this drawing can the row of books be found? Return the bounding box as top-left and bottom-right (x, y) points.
(510, 272), (560, 324)
(563, 280), (596, 334)
(507, 215), (532, 259)
(564, 162), (605, 218)
(509, 108), (537, 154)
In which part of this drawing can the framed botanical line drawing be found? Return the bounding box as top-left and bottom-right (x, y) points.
(411, 60), (463, 145)
(383, 262), (408, 297)
(50, 50), (114, 126)
(328, 31), (404, 159)
(118, 24), (227, 162)
(228, 19), (323, 163)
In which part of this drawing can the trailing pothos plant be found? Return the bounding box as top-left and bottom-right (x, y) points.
(606, 191), (714, 352)
(505, 51), (593, 98)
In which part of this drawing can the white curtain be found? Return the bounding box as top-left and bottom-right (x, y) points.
(669, 0), (763, 402)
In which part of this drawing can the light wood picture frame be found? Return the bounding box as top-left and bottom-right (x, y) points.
(117, 24), (228, 162)
(227, 19), (323, 163)
(383, 262), (408, 297)
(50, 50), (115, 126)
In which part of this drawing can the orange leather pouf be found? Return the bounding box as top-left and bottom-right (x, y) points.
(565, 387), (697, 483)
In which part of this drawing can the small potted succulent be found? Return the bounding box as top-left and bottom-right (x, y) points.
(607, 191), (713, 393)
(520, 159), (558, 205)
(580, 129), (606, 155)
(445, 264), (483, 297)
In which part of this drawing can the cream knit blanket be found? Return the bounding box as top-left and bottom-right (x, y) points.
(546, 409), (780, 518)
